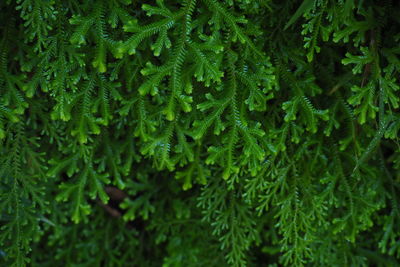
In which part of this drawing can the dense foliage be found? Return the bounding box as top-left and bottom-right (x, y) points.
(1, 0), (400, 266)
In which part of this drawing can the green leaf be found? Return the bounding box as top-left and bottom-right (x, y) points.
(284, 0), (315, 30)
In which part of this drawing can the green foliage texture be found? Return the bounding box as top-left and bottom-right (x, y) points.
(1, 0), (400, 266)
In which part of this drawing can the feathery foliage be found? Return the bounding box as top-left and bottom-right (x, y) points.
(1, 0), (400, 266)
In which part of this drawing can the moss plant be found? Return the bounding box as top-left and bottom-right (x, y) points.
(1, 0), (400, 266)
